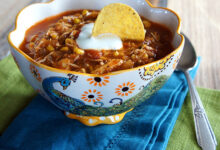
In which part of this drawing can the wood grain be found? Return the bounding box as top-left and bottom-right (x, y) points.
(168, 0), (220, 89)
(0, 0), (42, 60)
(0, 0), (219, 89)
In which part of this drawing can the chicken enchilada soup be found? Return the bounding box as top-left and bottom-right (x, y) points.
(19, 9), (174, 74)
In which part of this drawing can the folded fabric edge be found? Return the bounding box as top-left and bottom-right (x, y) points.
(146, 83), (186, 149)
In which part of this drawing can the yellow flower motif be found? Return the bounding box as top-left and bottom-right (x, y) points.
(173, 60), (178, 69)
(30, 64), (42, 82)
(173, 54), (181, 69)
(144, 55), (173, 76)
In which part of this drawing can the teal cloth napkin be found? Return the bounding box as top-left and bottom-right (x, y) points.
(0, 58), (200, 150)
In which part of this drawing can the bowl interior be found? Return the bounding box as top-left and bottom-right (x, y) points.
(9, 0), (182, 58)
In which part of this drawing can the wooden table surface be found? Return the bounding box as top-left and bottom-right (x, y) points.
(0, 0), (219, 89)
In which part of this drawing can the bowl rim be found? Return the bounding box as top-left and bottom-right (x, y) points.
(8, 0), (184, 77)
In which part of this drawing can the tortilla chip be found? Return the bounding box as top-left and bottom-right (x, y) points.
(92, 3), (145, 41)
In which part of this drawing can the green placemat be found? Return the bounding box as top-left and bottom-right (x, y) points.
(0, 55), (36, 134)
(167, 88), (220, 150)
(0, 55), (219, 149)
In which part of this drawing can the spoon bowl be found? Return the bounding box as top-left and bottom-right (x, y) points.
(176, 33), (197, 71)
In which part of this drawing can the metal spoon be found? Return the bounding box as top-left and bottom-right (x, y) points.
(176, 34), (217, 150)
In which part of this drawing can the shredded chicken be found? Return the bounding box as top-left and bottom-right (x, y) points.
(19, 10), (173, 74)
(92, 59), (124, 74)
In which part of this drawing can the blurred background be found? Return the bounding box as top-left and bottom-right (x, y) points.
(0, 0), (219, 89)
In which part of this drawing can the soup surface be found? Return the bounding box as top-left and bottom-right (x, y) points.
(19, 10), (174, 74)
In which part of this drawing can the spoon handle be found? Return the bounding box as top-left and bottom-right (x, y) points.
(184, 71), (217, 150)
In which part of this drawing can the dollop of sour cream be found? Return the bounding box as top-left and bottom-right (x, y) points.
(76, 23), (122, 50)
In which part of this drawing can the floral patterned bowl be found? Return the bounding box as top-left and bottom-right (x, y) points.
(8, 0), (184, 126)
